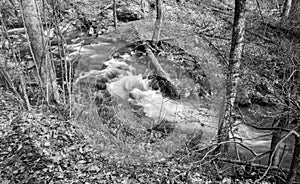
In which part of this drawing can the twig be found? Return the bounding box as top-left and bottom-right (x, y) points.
(237, 107), (291, 132)
(102, 2), (113, 11)
(218, 14), (276, 44)
(20, 73), (31, 110)
(200, 34), (228, 66)
(212, 160), (221, 179)
(254, 129), (300, 183)
(6, 28), (25, 34)
(216, 158), (290, 173)
(247, 29), (276, 44)
(0, 67), (24, 106)
(0, 14), (26, 108)
(250, 151), (271, 162)
(234, 141), (261, 157)
(283, 70), (300, 88)
(255, 0), (265, 22)
(278, 144), (287, 167)
(192, 139), (262, 164)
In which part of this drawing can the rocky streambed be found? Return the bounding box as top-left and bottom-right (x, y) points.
(73, 38), (219, 147)
(69, 21), (293, 166)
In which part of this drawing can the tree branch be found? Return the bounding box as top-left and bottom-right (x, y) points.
(254, 129), (300, 183)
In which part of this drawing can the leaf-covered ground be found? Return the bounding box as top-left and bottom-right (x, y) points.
(0, 89), (223, 183)
(0, 87), (275, 183)
(1, 0), (299, 183)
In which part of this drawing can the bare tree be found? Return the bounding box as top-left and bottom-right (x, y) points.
(152, 0), (163, 43)
(20, 0), (60, 104)
(217, 0), (247, 153)
(0, 9), (31, 109)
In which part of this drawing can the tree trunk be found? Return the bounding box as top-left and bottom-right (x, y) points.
(152, 0), (163, 43)
(0, 13), (24, 104)
(21, 0), (60, 104)
(217, 0), (246, 153)
(269, 116), (288, 166)
(281, 0), (293, 18)
(113, 0), (117, 29)
(286, 127), (300, 184)
(0, 67), (24, 104)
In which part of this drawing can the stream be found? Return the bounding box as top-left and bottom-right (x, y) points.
(70, 32), (294, 169)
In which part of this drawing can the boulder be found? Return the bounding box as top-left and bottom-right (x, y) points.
(117, 4), (144, 22)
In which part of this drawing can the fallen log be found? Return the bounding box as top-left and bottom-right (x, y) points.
(144, 44), (170, 80)
(144, 44), (181, 99)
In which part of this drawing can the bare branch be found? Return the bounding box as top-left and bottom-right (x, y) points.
(216, 158), (291, 173)
(254, 129), (300, 183)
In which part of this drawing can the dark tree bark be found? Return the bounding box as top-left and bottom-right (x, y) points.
(152, 0), (163, 43)
(217, 0), (246, 153)
(21, 0), (60, 104)
(269, 116), (288, 166)
(286, 127), (300, 184)
(113, 0), (117, 29)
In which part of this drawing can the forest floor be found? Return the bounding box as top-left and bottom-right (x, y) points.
(1, 0), (299, 183)
(0, 89), (215, 183)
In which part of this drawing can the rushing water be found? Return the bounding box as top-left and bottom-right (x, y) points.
(72, 38), (294, 169)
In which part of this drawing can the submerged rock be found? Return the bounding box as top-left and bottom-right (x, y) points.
(128, 88), (200, 123)
(107, 74), (149, 99)
(236, 78), (279, 107)
(148, 75), (181, 100)
(115, 40), (212, 99)
(72, 36), (219, 145)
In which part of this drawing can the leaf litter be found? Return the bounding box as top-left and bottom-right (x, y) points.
(0, 89), (208, 183)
